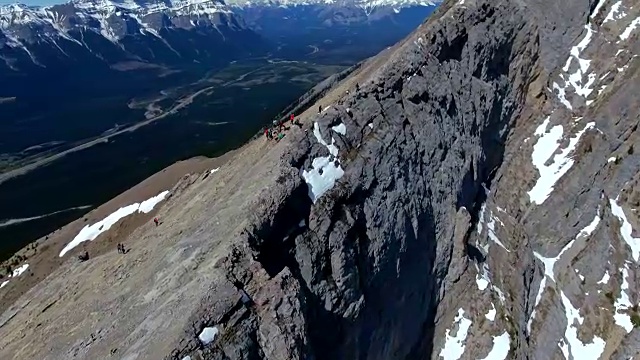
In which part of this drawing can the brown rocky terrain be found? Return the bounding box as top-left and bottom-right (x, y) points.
(0, 0), (639, 359)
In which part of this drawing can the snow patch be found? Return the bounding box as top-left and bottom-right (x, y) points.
(485, 303), (496, 321)
(598, 271), (610, 284)
(59, 191), (169, 257)
(0, 263), (29, 290)
(620, 16), (640, 40)
(302, 122), (346, 203)
(476, 263), (490, 291)
(492, 285), (507, 305)
(367, 123), (374, 129)
(487, 214), (510, 252)
(590, 0), (607, 19)
(528, 276), (546, 334)
(608, 156), (617, 163)
(198, 326), (219, 344)
(604, 1), (624, 23)
(479, 331), (510, 360)
(12, 263), (29, 277)
(302, 157), (344, 203)
(552, 82), (573, 110)
(560, 291), (606, 359)
(331, 123), (346, 135)
(528, 120), (595, 205)
(609, 197), (640, 261)
(440, 308), (472, 360)
(614, 266), (634, 333)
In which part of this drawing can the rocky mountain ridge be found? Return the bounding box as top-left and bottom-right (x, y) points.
(0, 0), (639, 359)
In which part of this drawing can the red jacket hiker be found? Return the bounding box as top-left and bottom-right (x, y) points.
(290, 114), (294, 124)
(154, 217), (159, 226)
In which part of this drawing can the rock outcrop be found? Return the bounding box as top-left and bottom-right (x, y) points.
(0, 0), (638, 359)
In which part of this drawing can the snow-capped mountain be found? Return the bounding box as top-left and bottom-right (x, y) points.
(0, 0), (258, 66)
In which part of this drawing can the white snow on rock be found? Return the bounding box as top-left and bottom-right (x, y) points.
(302, 122), (346, 203)
(608, 156), (617, 163)
(492, 284), (507, 305)
(530, 208), (601, 332)
(139, 191), (170, 213)
(614, 266), (634, 333)
(476, 263), (490, 291)
(533, 207), (601, 283)
(12, 263), (29, 277)
(590, 0), (607, 19)
(0, 263), (30, 290)
(440, 308), (472, 360)
(604, 1), (624, 23)
(210, 167), (220, 174)
(331, 123), (347, 135)
(198, 326), (219, 344)
(59, 190), (170, 257)
(598, 271), (610, 284)
(609, 197), (640, 261)
(560, 291), (606, 359)
(312, 121), (338, 156)
(182, 356), (192, 360)
(367, 123), (374, 129)
(552, 82), (573, 110)
(620, 16), (640, 41)
(487, 214), (510, 252)
(485, 303), (496, 321)
(479, 331), (510, 360)
(302, 157), (345, 203)
(528, 276), (546, 334)
(528, 119), (595, 205)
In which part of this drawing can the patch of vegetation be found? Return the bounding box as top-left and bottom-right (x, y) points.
(605, 291), (615, 304)
(631, 313), (640, 328)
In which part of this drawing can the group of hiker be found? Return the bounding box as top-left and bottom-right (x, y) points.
(264, 113), (303, 141)
(117, 243), (127, 254)
(77, 216), (162, 262)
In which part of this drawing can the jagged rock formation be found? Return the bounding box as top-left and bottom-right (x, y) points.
(0, 0), (639, 359)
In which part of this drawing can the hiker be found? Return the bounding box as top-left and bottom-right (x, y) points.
(78, 251), (89, 262)
(290, 114), (295, 125)
(264, 128), (269, 139)
(355, 83), (360, 92)
(117, 244), (122, 254)
(294, 119), (302, 128)
(154, 217), (159, 226)
(318, 105), (322, 114)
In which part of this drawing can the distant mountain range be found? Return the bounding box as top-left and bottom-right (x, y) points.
(0, 0), (438, 73)
(0, 0), (439, 159)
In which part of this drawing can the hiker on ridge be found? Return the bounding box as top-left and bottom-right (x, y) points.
(154, 217), (159, 227)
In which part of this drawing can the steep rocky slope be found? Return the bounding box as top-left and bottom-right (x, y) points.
(0, 0), (639, 359)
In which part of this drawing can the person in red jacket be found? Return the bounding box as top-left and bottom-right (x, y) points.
(290, 114), (294, 124)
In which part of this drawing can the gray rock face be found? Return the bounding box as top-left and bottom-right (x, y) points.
(198, 0), (640, 358)
(186, 0), (541, 358)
